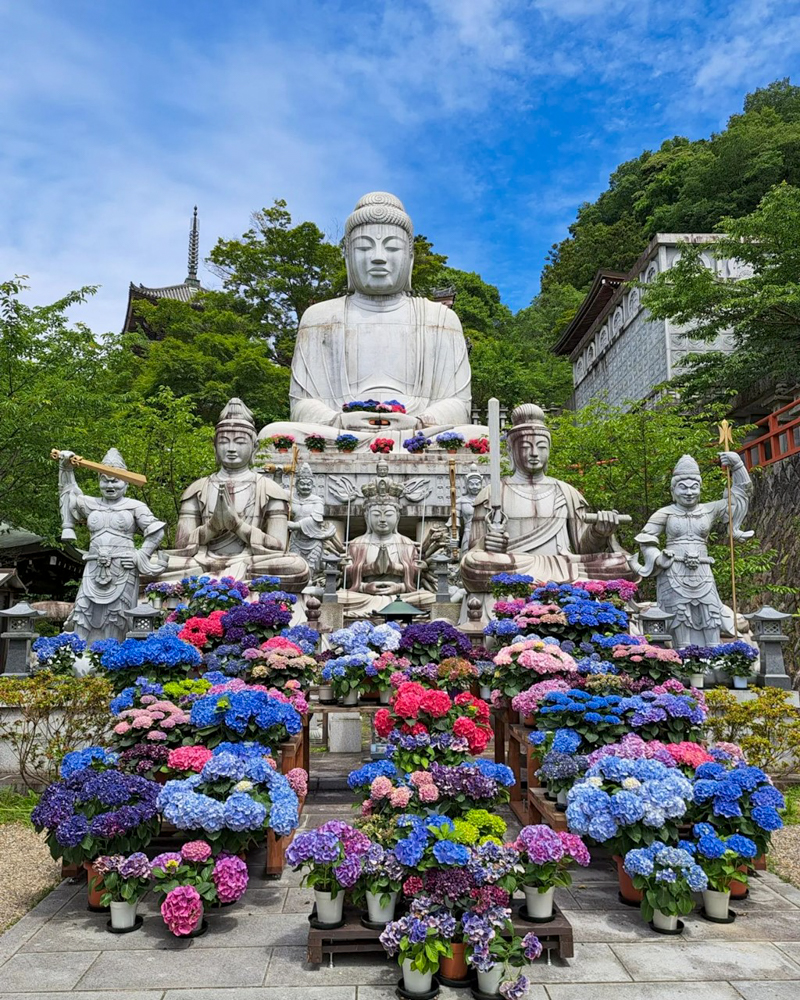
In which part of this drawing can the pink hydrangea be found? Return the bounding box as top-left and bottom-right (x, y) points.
(181, 840), (213, 862)
(262, 636), (303, 654)
(161, 885), (203, 936)
(361, 800), (373, 816)
(168, 745), (213, 773)
(113, 722), (130, 735)
(409, 770), (434, 787)
(512, 679), (572, 717)
(389, 787), (412, 808)
(418, 783), (439, 803)
(287, 768), (308, 799)
(559, 832), (591, 866)
(212, 854), (249, 904)
(370, 776), (393, 800)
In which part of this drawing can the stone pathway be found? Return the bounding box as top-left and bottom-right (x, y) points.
(1, 793), (799, 999)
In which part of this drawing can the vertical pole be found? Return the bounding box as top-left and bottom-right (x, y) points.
(719, 420), (739, 637)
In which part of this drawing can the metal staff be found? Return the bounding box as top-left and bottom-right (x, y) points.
(719, 420), (739, 637)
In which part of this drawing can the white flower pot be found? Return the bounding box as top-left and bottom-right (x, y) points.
(703, 888), (731, 920)
(733, 676), (749, 690)
(366, 889), (397, 924)
(652, 909), (679, 932)
(314, 889), (344, 924)
(109, 900), (138, 929)
(379, 687), (392, 705)
(556, 788), (568, 807)
(523, 884), (554, 920)
(690, 672), (705, 689)
(340, 689), (359, 706)
(149, 595), (163, 610)
(479, 685), (492, 701)
(477, 965), (504, 995)
(402, 959), (434, 995)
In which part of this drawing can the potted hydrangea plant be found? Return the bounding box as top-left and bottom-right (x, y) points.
(436, 431), (464, 452)
(285, 821), (371, 925)
(463, 906), (542, 997)
(380, 896), (455, 996)
(403, 432), (431, 454)
(691, 823), (759, 921)
(304, 433), (326, 452)
(512, 825), (590, 920)
(95, 853), (151, 931)
(355, 842), (404, 925)
(713, 641), (759, 689)
(270, 433), (295, 452)
(335, 433), (359, 452)
(623, 842), (707, 933)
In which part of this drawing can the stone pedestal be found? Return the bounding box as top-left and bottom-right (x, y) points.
(746, 606), (793, 691)
(318, 603), (344, 633)
(328, 713), (362, 753)
(430, 603), (460, 625)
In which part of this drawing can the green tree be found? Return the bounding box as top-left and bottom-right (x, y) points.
(208, 200), (343, 364)
(643, 182), (800, 405)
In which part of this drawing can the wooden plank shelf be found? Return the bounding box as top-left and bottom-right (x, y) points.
(507, 724), (541, 826)
(527, 787), (568, 832)
(307, 901), (574, 965)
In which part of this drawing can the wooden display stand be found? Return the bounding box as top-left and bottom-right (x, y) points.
(264, 731), (307, 878)
(307, 901), (574, 965)
(507, 724), (539, 826)
(527, 787), (568, 832)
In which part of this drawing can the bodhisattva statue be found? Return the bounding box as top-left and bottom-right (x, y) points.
(158, 398), (309, 590)
(55, 448), (165, 643)
(456, 464), (485, 555)
(461, 404), (634, 594)
(629, 452), (752, 646)
(287, 462), (336, 580)
(258, 192), (480, 450)
(339, 467), (448, 617)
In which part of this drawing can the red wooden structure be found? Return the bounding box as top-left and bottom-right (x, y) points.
(740, 398), (800, 470)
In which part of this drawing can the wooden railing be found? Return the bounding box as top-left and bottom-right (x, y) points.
(740, 398), (800, 470)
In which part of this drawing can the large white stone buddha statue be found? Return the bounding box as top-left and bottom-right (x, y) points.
(258, 192), (476, 450)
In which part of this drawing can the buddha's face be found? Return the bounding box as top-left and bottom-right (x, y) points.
(366, 503), (400, 536)
(347, 223), (412, 295)
(672, 477), (702, 509)
(511, 431), (550, 475)
(99, 474), (127, 501)
(215, 430), (254, 471)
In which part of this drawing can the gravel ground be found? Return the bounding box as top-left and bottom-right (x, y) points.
(0, 823), (61, 933)
(769, 823), (800, 889)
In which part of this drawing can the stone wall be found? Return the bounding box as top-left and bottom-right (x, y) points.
(746, 452), (800, 679)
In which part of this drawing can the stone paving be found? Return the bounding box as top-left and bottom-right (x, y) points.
(1, 791), (799, 999)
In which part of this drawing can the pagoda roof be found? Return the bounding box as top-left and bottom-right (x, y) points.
(552, 270), (627, 356)
(122, 279), (204, 335)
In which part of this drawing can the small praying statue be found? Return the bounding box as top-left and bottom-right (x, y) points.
(629, 452), (752, 646)
(55, 448), (165, 644)
(287, 463), (336, 580)
(455, 464), (484, 554)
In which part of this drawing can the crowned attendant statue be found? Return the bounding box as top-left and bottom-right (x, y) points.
(287, 462), (336, 581)
(461, 403), (634, 598)
(158, 398), (309, 590)
(629, 452), (752, 646)
(54, 448), (165, 644)
(258, 192), (481, 450)
(338, 464), (448, 617)
(456, 464), (484, 555)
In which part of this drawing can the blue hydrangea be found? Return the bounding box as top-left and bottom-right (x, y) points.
(752, 806), (783, 832)
(223, 792), (268, 831)
(60, 746), (118, 778)
(432, 840), (470, 866)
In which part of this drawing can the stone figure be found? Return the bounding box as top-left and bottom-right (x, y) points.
(55, 448), (165, 644)
(456, 464), (484, 554)
(629, 452), (752, 646)
(158, 398), (309, 590)
(287, 463), (336, 580)
(339, 464), (448, 616)
(259, 192), (481, 450)
(460, 404), (634, 593)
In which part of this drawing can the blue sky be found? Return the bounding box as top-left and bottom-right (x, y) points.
(2, 0), (799, 334)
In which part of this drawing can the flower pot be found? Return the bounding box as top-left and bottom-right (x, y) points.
(523, 713), (536, 727)
(479, 685), (492, 701)
(148, 595), (163, 610)
(652, 909), (679, 932)
(690, 672), (705, 689)
(613, 855), (643, 905)
(477, 966), (504, 996)
(523, 884), (554, 920)
(439, 941), (468, 981)
(314, 889), (344, 925)
(165, 596), (180, 610)
(318, 684), (334, 702)
(109, 900), (138, 930)
(84, 861), (106, 909)
(379, 687), (392, 705)
(556, 788), (568, 809)
(729, 877), (748, 899)
(732, 676), (749, 690)
(703, 888), (731, 920)
(402, 960), (434, 995)
(366, 890), (397, 925)
(340, 689), (359, 706)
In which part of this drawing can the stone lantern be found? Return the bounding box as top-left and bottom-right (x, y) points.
(0, 601), (45, 676)
(126, 603), (161, 640)
(639, 605), (675, 648)
(745, 606), (793, 690)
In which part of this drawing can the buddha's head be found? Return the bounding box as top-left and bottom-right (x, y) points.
(670, 455), (702, 509)
(507, 403), (551, 476)
(365, 500), (401, 537)
(214, 398), (256, 471)
(344, 192), (413, 295)
(98, 448), (128, 501)
(296, 463), (315, 498)
(362, 466), (405, 536)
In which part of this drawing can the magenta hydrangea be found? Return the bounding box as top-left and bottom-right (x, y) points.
(180, 840), (213, 863)
(212, 854), (249, 904)
(161, 884), (203, 936)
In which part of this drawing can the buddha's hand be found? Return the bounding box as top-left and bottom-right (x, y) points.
(484, 523), (509, 554)
(590, 510), (623, 538)
(362, 581), (404, 596)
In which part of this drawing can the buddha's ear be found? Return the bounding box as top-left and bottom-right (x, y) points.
(404, 236), (414, 293)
